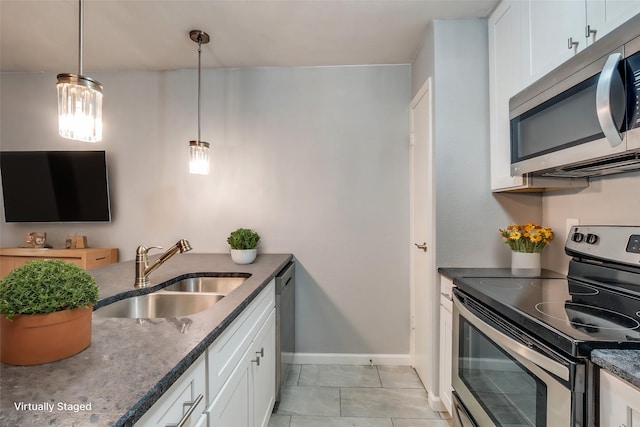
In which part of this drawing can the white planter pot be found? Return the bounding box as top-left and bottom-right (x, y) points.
(230, 249), (257, 265)
(511, 251), (541, 277)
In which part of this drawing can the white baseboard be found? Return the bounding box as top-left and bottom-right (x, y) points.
(292, 353), (411, 366)
(428, 394), (446, 412)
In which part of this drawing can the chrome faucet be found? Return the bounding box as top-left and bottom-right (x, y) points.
(134, 239), (192, 288)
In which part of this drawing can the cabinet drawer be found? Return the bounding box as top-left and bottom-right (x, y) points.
(136, 353), (206, 427)
(207, 280), (275, 401)
(84, 248), (115, 269)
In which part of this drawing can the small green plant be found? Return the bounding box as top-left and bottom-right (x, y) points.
(227, 228), (260, 250)
(0, 259), (99, 320)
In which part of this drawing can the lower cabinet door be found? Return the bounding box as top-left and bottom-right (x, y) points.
(207, 354), (251, 427)
(252, 309), (276, 427)
(193, 413), (208, 427)
(600, 369), (640, 427)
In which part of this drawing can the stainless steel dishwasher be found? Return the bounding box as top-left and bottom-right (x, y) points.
(274, 261), (295, 409)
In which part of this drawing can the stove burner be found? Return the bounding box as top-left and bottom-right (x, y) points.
(535, 302), (640, 332)
(568, 283), (599, 296)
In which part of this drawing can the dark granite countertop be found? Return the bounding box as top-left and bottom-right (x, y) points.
(591, 350), (640, 389)
(438, 267), (565, 281)
(0, 253), (292, 427)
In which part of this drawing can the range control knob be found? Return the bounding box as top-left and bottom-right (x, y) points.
(572, 232), (585, 243)
(586, 234), (599, 245)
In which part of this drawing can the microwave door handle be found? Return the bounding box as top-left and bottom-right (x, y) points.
(596, 53), (624, 147)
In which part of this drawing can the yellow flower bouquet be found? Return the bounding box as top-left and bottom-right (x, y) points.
(499, 223), (554, 253)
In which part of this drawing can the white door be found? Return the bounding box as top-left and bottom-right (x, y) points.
(409, 80), (437, 405)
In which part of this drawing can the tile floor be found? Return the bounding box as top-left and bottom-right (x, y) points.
(269, 364), (452, 427)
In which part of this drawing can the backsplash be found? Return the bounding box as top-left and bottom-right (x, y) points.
(542, 170), (640, 274)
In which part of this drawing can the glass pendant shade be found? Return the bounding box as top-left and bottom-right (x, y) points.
(189, 141), (210, 175)
(57, 73), (103, 142)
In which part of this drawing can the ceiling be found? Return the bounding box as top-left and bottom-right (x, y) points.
(1, 0), (499, 73)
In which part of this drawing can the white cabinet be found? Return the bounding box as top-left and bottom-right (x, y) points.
(527, 0), (586, 80)
(586, 0), (640, 46)
(600, 369), (640, 427)
(136, 353), (207, 427)
(526, 0), (640, 82)
(489, 0), (528, 191)
(206, 280), (276, 427)
(252, 310), (276, 427)
(438, 275), (454, 415)
(206, 310), (275, 427)
(137, 280), (276, 427)
(208, 352), (251, 427)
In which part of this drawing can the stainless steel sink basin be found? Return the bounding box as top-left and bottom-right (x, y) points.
(162, 276), (248, 294)
(94, 292), (225, 318)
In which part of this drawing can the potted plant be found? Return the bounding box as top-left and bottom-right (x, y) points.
(0, 259), (99, 365)
(227, 228), (260, 264)
(499, 223), (554, 277)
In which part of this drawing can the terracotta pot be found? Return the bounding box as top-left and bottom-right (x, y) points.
(0, 305), (92, 365)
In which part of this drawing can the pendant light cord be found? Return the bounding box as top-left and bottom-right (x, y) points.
(78, 0), (84, 75)
(197, 35), (202, 144)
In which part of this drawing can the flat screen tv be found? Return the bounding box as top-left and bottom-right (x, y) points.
(0, 150), (111, 222)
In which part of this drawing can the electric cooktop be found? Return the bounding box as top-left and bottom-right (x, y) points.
(453, 225), (640, 358)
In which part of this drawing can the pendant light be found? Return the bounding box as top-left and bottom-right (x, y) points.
(56, 0), (103, 143)
(188, 30), (211, 175)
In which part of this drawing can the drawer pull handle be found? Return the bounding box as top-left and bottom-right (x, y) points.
(252, 356), (261, 366)
(95, 256), (107, 261)
(166, 393), (203, 427)
(256, 347), (264, 357)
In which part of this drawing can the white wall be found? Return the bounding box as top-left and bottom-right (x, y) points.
(409, 18), (543, 404)
(542, 171), (640, 274)
(412, 19), (543, 270)
(0, 65), (411, 355)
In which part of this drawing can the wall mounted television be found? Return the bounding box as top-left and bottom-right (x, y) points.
(0, 150), (111, 223)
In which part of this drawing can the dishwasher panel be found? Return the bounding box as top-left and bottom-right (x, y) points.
(274, 261), (295, 408)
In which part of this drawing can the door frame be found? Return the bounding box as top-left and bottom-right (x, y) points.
(409, 78), (439, 407)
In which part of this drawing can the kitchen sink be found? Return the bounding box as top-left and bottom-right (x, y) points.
(162, 276), (248, 294)
(93, 292), (225, 318)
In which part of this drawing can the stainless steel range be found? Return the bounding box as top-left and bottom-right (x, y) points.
(451, 225), (640, 427)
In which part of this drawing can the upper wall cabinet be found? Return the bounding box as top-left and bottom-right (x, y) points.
(526, 0), (586, 83)
(488, 0), (640, 192)
(527, 0), (640, 84)
(586, 0), (640, 46)
(489, 0), (528, 190)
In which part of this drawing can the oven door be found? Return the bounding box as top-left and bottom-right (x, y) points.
(452, 290), (585, 427)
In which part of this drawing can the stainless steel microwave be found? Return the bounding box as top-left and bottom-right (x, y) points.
(509, 15), (640, 178)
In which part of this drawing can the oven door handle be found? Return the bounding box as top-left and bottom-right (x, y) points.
(454, 294), (570, 381)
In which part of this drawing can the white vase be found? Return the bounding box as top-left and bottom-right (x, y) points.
(230, 249), (257, 265)
(511, 251), (541, 277)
